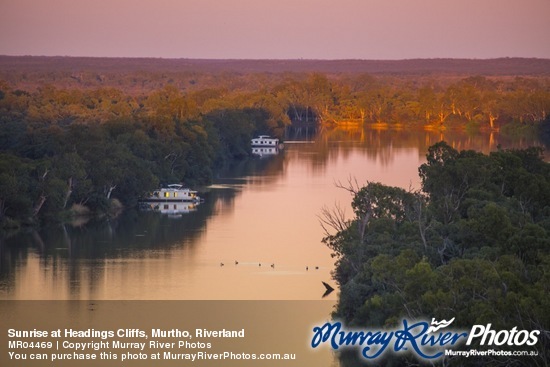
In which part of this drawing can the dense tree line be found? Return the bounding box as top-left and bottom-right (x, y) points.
(2, 71), (549, 127)
(0, 83), (287, 227)
(1, 70), (549, 227)
(321, 142), (549, 366)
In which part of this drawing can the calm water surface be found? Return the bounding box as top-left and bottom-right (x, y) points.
(0, 127), (542, 300)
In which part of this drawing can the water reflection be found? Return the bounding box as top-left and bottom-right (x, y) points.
(0, 126), (542, 300)
(139, 201), (200, 216)
(251, 146), (280, 157)
(313, 124), (540, 167)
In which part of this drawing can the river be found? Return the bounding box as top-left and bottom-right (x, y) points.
(0, 126), (542, 299)
(0, 126), (542, 366)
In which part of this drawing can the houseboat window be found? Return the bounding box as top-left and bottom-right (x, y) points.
(164, 192), (170, 198)
(174, 192), (178, 198)
(174, 205), (177, 209)
(164, 205), (169, 209)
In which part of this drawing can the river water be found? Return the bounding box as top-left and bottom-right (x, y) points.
(0, 126), (542, 367)
(0, 126), (542, 301)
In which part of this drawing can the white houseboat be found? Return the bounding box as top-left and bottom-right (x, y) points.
(251, 135), (282, 157)
(251, 135), (279, 147)
(143, 184), (201, 202)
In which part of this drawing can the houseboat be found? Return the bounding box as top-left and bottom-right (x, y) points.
(143, 184), (201, 202)
(251, 135), (282, 157)
(251, 135), (279, 147)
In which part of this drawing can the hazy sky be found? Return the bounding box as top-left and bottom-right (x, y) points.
(1, 0), (549, 59)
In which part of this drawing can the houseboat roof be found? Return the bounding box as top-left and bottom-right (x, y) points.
(167, 184), (183, 189)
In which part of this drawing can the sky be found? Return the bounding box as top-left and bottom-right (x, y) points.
(1, 0), (549, 60)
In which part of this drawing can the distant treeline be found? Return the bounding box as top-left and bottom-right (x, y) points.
(1, 62), (550, 226)
(2, 56), (550, 76)
(0, 61), (550, 128)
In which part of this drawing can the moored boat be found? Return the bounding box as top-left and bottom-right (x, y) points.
(251, 135), (283, 157)
(142, 184), (201, 202)
(251, 135), (280, 147)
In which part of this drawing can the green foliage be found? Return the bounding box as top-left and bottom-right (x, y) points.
(0, 82), (282, 225)
(0, 154), (34, 223)
(324, 143), (550, 365)
(540, 114), (550, 147)
(1, 69), (549, 225)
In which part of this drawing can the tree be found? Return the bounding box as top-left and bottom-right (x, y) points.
(324, 143), (550, 366)
(0, 154), (34, 224)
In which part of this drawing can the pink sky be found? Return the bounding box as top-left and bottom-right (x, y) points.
(1, 0), (549, 59)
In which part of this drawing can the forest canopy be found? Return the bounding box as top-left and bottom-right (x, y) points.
(1, 57), (549, 227)
(322, 142), (550, 366)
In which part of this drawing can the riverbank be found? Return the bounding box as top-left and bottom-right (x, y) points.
(2, 59), (548, 228)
